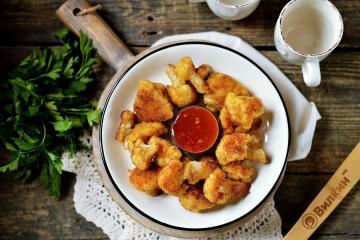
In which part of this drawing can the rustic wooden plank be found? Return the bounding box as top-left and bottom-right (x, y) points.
(0, 173), (107, 239)
(312, 235), (360, 239)
(275, 174), (360, 236)
(0, 173), (358, 239)
(1, 47), (358, 174)
(0, 0), (358, 48)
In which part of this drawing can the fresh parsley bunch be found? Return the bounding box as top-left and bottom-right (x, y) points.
(0, 28), (101, 198)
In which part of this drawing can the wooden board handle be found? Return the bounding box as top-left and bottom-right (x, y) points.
(56, 0), (134, 69)
(284, 142), (360, 240)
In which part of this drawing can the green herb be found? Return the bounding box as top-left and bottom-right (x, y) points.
(0, 28), (101, 198)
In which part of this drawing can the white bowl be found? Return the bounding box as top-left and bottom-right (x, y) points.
(98, 41), (290, 232)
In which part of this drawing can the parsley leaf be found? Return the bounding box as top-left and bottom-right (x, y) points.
(0, 28), (101, 198)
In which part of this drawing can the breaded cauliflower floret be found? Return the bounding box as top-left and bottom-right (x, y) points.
(203, 169), (250, 204)
(131, 139), (159, 170)
(224, 92), (264, 131)
(173, 57), (209, 94)
(179, 186), (215, 212)
(221, 161), (254, 183)
(196, 64), (212, 80)
(148, 136), (182, 167)
(174, 57), (194, 84)
(166, 85), (197, 107)
(216, 132), (267, 165)
(183, 157), (218, 184)
(204, 72), (249, 111)
(219, 107), (235, 135)
(134, 80), (173, 122)
(158, 160), (184, 196)
(124, 122), (167, 151)
(166, 64), (197, 107)
(129, 167), (162, 196)
(215, 133), (252, 165)
(247, 148), (267, 164)
(115, 110), (137, 142)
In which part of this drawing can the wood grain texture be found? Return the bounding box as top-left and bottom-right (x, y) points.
(0, 173), (107, 239)
(0, 0), (358, 48)
(0, 0), (359, 238)
(0, 45), (359, 238)
(2, 46), (358, 173)
(0, 173), (359, 239)
(284, 143), (360, 240)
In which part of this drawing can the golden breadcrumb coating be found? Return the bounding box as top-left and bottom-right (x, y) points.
(203, 169), (250, 204)
(219, 107), (235, 135)
(189, 72), (210, 94)
(134, 80), (173, 121)
(215, 133), (252, 165)
(115, 110), (137, 142)
(166, 64), (182, 87)
(131, 139), (159, 170)
(196, 64), (212, 80)
(204, 72), (249, 111)
(173, 57), (209, 94)
(179, 186), (215, 212)
(166, 63), (197, 107)
(158, 160), (184, 196)
(247, 148), (267, 164)
(183, 157), (218, 184)
(124, 122), (167, 151)
(224, 92), (264, 131)
(129, 167), (162, 196)
(221, 161), (254, 183)
(166, 85), (197, 107)
(117, 57), (268, 211)
(148, 136), (182, 167)
(174, 57), (194, 84)
(216, 132), (267, 165)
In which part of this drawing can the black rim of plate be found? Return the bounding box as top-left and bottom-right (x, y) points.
(99, 41), (291, 231)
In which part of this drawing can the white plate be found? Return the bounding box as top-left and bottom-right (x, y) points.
(100, 42), (290, 230)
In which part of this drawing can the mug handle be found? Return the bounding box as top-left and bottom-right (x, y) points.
(302, 60), (321, 87)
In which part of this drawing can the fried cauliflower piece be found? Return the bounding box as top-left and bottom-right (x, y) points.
(148, 136), (182, 167)
(219, 107), (234, 135)
(215, 133), (252, 165)
(166, 64), (197, 107)
(203, 169), (250, 204)
(131, 139), (159, 170)
(166, 85), (197, 107)
(183, 157), (218, 184)
(174, 57), (193, 84)
(216, 132), (267, 165)
(124, 122), (167, 151)
(196, 64), (212, 79)
(129, 167), (162, 196)
(204, 72), (249, 111)
(134, 80), (173, 122)
(179, 186), (215, 212)
(224, 92), (264, 131)
(189, 72), (210, 94)
(221, 161), (254, 183)
(115, 110), (137, 142)
(247, 148), (267, 164)
(158, 160), (184, 196)
(173, 57), (209, 94)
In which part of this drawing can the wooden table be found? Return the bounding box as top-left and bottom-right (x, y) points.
(0, 1), (359, 239)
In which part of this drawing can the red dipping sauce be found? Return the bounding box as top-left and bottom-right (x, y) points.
(172, 106), (219, 153)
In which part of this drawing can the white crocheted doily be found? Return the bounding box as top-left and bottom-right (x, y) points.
(62, 134), (283, 240)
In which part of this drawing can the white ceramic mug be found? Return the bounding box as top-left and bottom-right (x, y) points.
(274, 0), (343, 87)
(189, 0), (261, 21)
